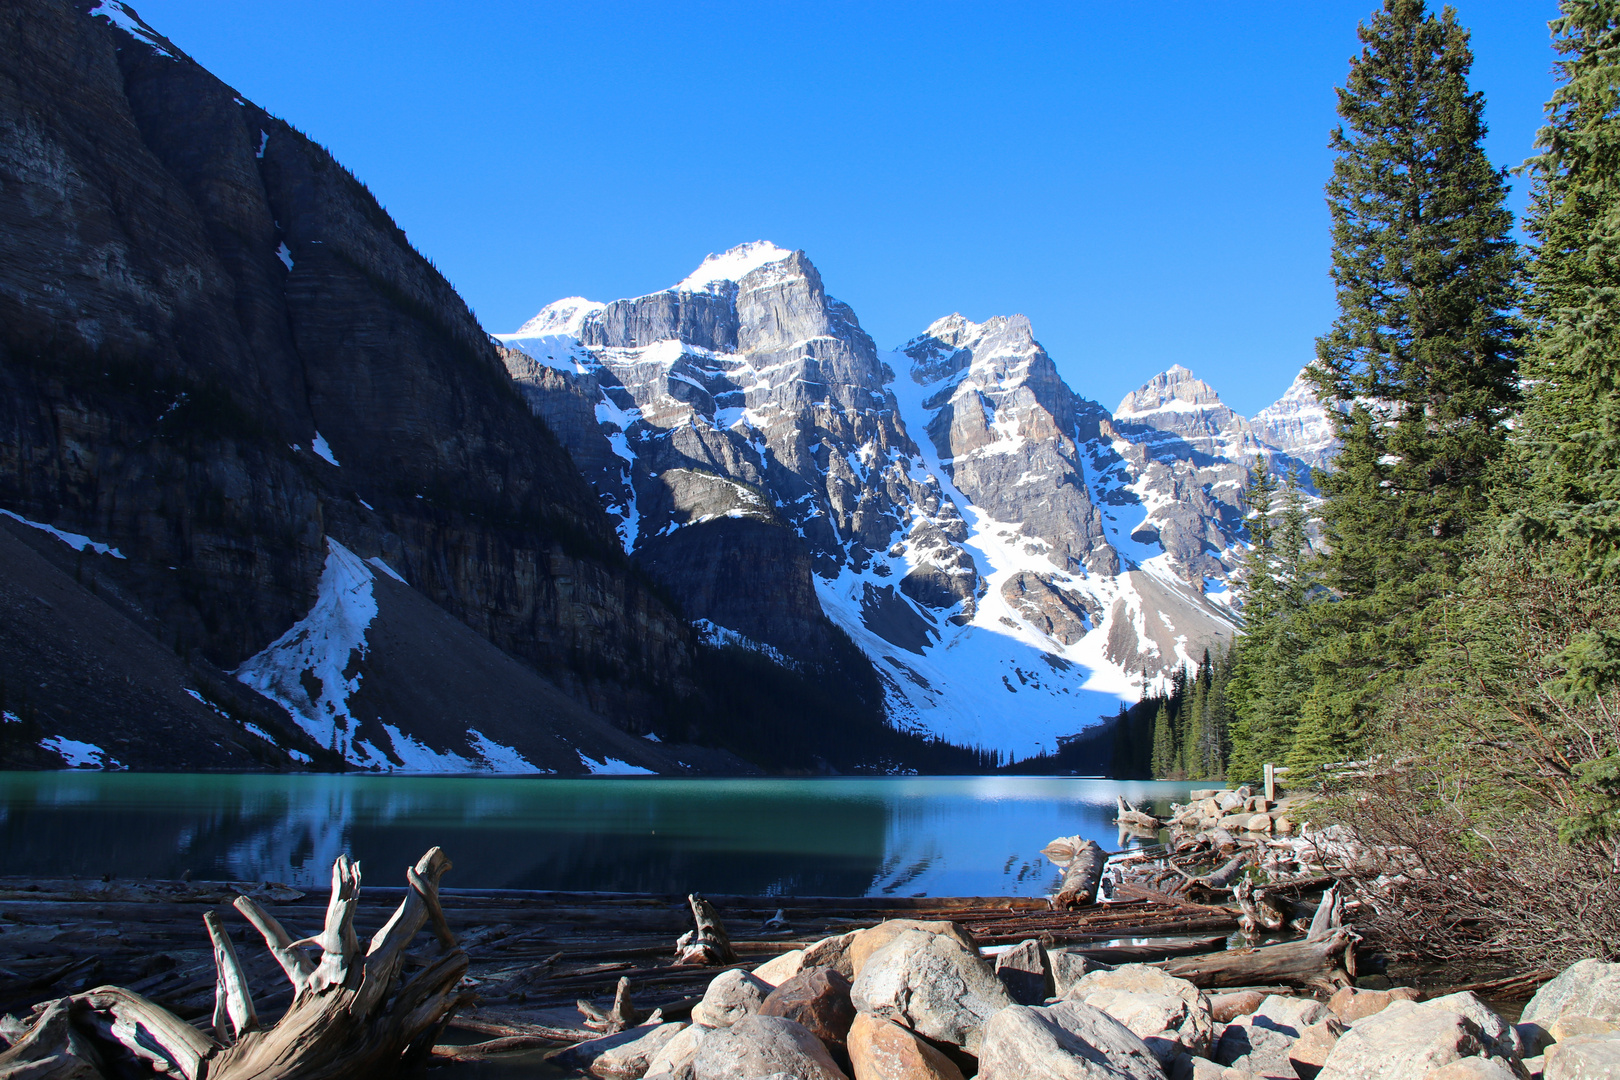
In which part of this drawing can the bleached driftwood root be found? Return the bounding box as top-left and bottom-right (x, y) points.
(673, 895), (736, 966)
(0, 848), (468, 1080)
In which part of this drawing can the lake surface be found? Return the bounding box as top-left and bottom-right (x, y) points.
(0, 773), (1195, 898)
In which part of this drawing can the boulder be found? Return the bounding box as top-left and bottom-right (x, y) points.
(1275, 818), (1295, 836)
(1548, 1014), (1619, 1043)
(1211, 992), (1267, 1024)
(1050, 948), (1109, 997)
(997, 939), (1056, 1005)
(1246, 814), (1274, 833)
(1213, 1015), (1301, 1078)
(646, 1024), (709, 1080)
(849, 920), (978, 977)
(1290, 1019), (1346, 1080)
(1327, 986), (1423, 1023)
(977, 1000), (1168, 1079)
(1187, 1061), (1264, 1080)
(1216, 791), (1246, 812)
(802, 931), (859, 978)
(691, 969), (772, 1028)
(1521, 960), (1620, 1030)
(1423, 1060), (1520, 1080)
(1070, 964), (1214, 1062)
(692, 1014), (849, 1080)
(1422, 992), (1524, 1061)
(1191, 789), (1222, 801)
(754, 948), (806, 988)
(760, 966), (856, 1056)
(1252, 995), (1327, 1037)
(556, 1022), (689, 1079)
(847, 1012), (966, 1080)
(1544, 1032), (1620, 1079)
(850, 928), (1013, 1055)
(1316, 1000), (1494, 1080)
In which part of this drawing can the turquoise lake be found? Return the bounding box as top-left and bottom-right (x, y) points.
(0, 774), (1195, 897)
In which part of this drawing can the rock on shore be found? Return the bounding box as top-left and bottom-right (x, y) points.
(610, 928), (1620, 1080)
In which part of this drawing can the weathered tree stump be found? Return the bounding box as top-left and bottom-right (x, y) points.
(0, 848), (469, 1080)
(673, 895), (736, 966)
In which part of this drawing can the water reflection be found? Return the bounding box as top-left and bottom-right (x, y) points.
(0, 774), (1194, 897)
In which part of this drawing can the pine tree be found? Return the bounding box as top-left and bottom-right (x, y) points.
(1150, 701), (1176, 779)
(1514, 1), (1620, 578)
(1302, 0), (1520, 757)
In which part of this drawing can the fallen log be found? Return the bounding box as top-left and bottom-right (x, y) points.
(1156, 926), (1357, 991)
(0, 848), (471, 1080)
(1069, 935), (1230, 964)
(1053, 840), (1106, 909)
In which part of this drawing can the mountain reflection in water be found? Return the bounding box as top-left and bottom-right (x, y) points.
(0, 774), (1195, 897)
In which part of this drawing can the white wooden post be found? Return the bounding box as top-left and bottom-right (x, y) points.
(1263, 762), (1276, 803)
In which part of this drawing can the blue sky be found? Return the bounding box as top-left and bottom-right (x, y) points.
(130, 1), (1558, 416)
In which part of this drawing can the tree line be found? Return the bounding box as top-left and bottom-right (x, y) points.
(1194, 0), (1620, 963)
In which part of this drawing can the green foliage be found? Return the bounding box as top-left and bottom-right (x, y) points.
(1249, 0), (1521, 777)
(1228, 462), (1317, 780)
(1110, 653), (1234, 780)
(1511, 0), (1620, 582)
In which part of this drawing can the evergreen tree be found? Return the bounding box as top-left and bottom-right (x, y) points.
(1514, 0), (1620, 578)
(1150, 700), (1176, 779)
(1302, 0), (1520, 758)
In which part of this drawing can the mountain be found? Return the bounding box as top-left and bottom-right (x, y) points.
(500, 247), (1331, 757)
(1251, 370), (1342, 470)
(2, 1), (1339, 772)
(0, 0), (739, 774)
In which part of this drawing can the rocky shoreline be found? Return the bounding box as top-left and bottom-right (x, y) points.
(0, 813), (1605, 1080)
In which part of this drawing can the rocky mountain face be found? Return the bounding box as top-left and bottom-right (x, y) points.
(502, 247), (1331, 758)
(1, 0), (1341, 770)
(0, 0), (717, 773)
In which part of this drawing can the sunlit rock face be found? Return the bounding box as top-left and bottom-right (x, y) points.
(501, 245), (1330, 755)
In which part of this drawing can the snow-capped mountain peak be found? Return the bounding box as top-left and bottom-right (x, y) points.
(1250, 367), (1340, 469)
(512, 296), (606, 337)
(1115, 364), (1229, 417)
(674, 241), (794, 293)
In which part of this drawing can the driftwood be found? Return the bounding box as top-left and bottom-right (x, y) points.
(1234, 878), (1286, 943)
(1115, 795), (1162, 831)
(673, 895), (736, 966)
(1070, 935), (1230, 964)
(1157, 926), (1357, 990)
(1054, 840), (1106, 909)
(0, 849), (469, 1080)
(576, 976), (648, 1034)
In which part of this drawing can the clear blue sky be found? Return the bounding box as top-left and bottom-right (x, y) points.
(128, 1), (1558, 416)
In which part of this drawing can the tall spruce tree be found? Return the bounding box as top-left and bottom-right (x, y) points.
(1302, 0), (1520, 759)
(1229, 465), (1317, 779)
(1515, 1), (1620, 578)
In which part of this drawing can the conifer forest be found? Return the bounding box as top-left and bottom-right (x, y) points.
(1186, 0), (1620, 965)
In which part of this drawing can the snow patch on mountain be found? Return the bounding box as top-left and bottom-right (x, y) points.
(235, 539), (547, 772)
(40, 736), (120, 769)
(513, 297), (606, 337)
(0, 508), (126, 559)
(234, 538), (380, 764)
(89, 1), (177, 59)
(675, 241), (793, 292)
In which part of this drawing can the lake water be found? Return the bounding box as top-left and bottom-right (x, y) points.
(0, 773), (1195, 898)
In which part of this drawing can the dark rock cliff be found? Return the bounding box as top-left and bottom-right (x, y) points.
(0, 0), (696, 765)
